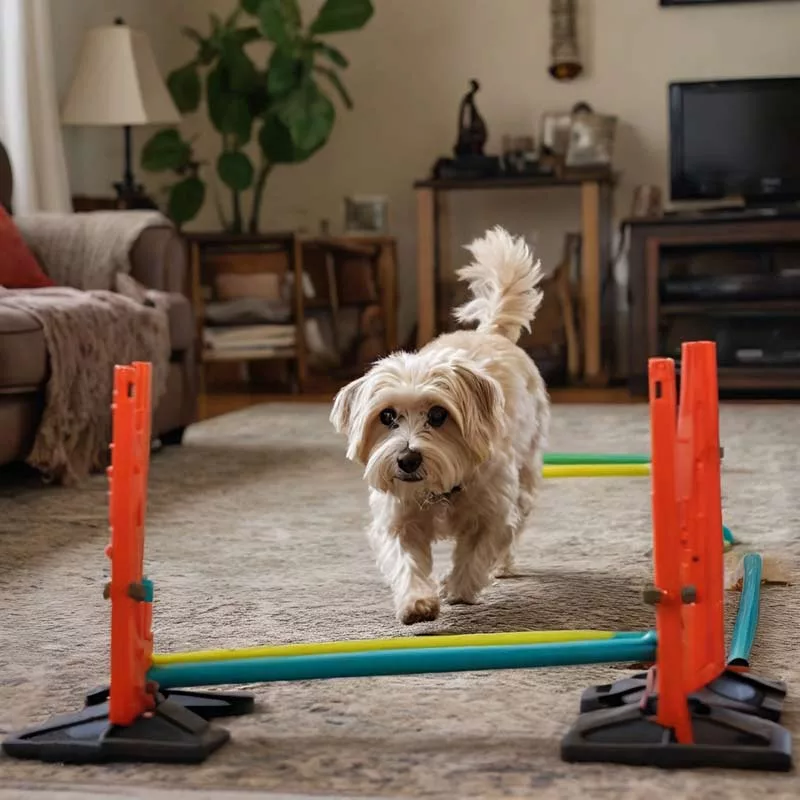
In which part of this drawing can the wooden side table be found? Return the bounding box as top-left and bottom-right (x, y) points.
(414, 171), (615, 385)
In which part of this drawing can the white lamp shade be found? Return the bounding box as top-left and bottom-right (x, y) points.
(61, 24), (181, 127)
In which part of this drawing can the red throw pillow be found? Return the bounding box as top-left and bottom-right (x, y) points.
(0, 206), (54, 288)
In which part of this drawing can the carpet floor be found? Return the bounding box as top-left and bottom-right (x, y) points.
(1, 402), (799, 799)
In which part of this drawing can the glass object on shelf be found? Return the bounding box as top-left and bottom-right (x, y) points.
(565, 103), (616, 168)
(344, 195), (389, 234)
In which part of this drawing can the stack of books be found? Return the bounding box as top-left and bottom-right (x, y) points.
(202, 324), (296, 360)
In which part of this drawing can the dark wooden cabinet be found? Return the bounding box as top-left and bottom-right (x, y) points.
(627, 212), (800, 395)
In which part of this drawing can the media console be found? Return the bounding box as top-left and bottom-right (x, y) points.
(626, 210), (800, 396)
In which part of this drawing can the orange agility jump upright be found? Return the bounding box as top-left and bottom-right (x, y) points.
(105, 361), (155, 727)
(1, 362), (252, 764)
(562, 341), (792, 771)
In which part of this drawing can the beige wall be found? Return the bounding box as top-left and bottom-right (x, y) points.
(54, 0), (800, 339)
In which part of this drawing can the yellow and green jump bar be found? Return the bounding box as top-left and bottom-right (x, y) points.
(152, 628), (637, 665)
(542, 452), (651, 478)
(148, 630), (656, 687)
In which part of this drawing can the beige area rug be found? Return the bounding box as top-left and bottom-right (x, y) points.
(1, 402), (799, 799)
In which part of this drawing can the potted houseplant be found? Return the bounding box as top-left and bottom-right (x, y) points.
(140, 0), (374, 233)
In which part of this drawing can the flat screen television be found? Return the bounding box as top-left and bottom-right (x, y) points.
(669, 76), (800, 205)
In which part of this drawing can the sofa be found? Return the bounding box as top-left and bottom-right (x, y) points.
(0, 140), (198, 469)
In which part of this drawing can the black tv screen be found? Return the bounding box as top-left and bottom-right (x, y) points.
(669, 77), (800, 204)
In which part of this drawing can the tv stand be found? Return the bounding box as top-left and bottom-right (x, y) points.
(626, 212), (800, 396)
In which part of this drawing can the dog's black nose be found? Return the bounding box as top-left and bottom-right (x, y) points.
(397, 449), (423, 474)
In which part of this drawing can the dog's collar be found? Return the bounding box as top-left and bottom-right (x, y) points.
(427, 484), (462, 503)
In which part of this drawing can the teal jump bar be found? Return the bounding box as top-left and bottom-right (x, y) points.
(146, 632), (657, 689)
(727, 553), (763, 667)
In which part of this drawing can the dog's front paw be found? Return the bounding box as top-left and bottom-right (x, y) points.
(398, 595), (440, 625)
(494, 562), (518, 579)
(439, 574), (480, 606)
(444, 590), (479, 606)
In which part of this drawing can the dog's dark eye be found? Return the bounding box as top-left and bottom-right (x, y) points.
(427, 406), (448, 428)
(379, 407), (397, 426)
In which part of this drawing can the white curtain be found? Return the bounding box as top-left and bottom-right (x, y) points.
(0, 0), (71, 213)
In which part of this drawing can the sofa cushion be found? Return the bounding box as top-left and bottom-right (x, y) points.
(0, 207), (55, 289)
(0, 305), (48, 390)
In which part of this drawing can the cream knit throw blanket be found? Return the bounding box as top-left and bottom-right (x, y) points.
(2, 212), (173, 484)
(14, 211), (169, 289)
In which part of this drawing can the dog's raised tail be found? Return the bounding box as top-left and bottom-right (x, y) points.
(453, 226), (544, 343)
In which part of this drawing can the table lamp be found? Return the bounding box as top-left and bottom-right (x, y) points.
(61, 18), (180, 208)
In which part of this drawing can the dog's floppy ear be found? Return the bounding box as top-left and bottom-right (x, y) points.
(330, 373), (374, 463)
(430, 363), (505, 464)
(330, 374), (368, 437)
(452, 364), (505, 463)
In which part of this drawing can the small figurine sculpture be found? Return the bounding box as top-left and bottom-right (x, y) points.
(454, 80), (488, 158)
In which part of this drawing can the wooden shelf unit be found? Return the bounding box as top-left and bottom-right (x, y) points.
(188, 231), (305, 395)
(188, 231), (399, 398)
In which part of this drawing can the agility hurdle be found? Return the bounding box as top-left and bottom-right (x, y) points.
(0, 361), (658, 765)
(1, 344), (792, 770)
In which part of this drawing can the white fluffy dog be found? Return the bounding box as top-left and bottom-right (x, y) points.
(330, 226), (550, 624)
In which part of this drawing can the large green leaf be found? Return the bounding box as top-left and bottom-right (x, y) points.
(206, 66), (254, 145)
(309, 0), (374, 35)
(141, 129), (191, 172)
(167, 176), (205, 226)
(221, 43), (259, 93)
(226, 98), (253, 145)
(217, 151), (255, 191)
(280, 0), (302, 34)
(254, 0), (302, 43)
(267, 47), (305, 98)
(277, 79), (335, 155)
(313, 65), (352, 109)
(258, 113), (298, 164)
(311, 41), (349, 68)
(240, 0), (261, 14)
(248, 71), (271, 118)
(167, 63), (201, 113)
(257, 0), (291, 46)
